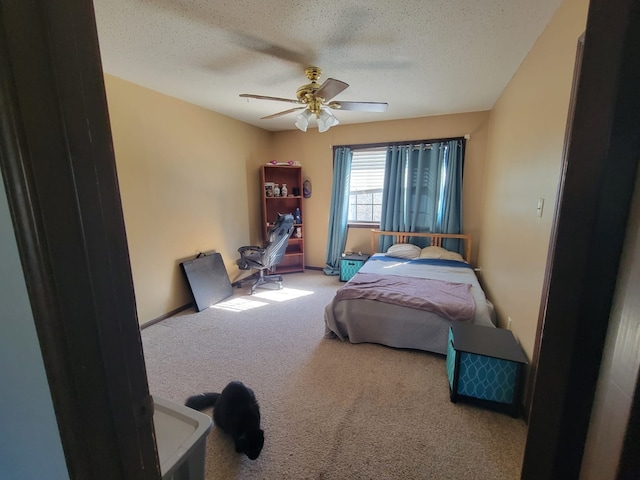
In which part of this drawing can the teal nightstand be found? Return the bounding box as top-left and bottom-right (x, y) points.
(446, 323), (528, 417)
(339, 254), (370, 282)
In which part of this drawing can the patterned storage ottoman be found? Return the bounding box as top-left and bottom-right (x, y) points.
(446, 323), (528, 417)
(339, 254), (370, 282)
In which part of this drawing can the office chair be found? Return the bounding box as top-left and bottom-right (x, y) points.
(236, 213), (295, 294)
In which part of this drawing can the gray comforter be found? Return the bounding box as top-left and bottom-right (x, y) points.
(323, 254), (496, 355)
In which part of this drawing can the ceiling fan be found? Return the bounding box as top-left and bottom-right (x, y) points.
(239, 66), (388, 132)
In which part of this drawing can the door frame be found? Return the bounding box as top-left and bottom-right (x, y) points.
(523, 0), (640, 478)
(0, 1), (159, 478)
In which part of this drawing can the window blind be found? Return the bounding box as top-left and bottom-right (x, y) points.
(350, 148), (386, 192)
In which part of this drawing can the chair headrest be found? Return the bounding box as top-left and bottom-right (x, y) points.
(272, 213), (294, 229)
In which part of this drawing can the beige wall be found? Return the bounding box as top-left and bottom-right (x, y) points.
(478, 0), (589, 361)
(269, 112), (491, 268)
(104, 75), (272, 324)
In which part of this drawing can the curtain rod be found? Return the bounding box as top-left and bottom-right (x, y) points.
(332, 135), (468, 151)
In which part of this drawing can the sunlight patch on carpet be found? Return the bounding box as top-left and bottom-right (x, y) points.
(210, 297), (268, 312)
(252, 287), (314, 302)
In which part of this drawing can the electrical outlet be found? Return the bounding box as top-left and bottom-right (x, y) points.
(507, 317), (512, 330)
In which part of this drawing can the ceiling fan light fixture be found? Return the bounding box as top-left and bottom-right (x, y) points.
(317, 108), (339, 133)
(295, 109), (313, 132)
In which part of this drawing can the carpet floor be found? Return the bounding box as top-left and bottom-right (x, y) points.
(141, 270), (527, 479)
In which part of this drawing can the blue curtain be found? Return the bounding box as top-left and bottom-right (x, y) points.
(379, 140), (464, 253)
(438, 140), (464, 252)
(380, 145), (412, 251)
(324, 147), (352, 275)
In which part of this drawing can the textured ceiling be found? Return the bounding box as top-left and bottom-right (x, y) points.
(93, 0), (562, 132)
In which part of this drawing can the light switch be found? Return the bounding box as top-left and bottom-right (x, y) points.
(536, 197), (544, 217)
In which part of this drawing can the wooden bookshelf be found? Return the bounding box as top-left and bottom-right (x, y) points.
(261, 164), (304, 273)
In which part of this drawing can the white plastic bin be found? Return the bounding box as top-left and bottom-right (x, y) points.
(153, 396), (213, 480)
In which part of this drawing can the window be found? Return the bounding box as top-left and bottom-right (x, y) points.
(348, 148), (386, 224)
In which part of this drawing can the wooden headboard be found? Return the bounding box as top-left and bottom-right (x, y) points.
(370, 229), (473, 264)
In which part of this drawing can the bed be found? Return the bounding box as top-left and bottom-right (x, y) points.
(323, 230), (496, 355)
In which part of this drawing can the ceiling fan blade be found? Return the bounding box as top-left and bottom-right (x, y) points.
(314, 78), (349, 101)
(230, 32), (313, 66)
(240, 94), (301, 104)
(260, 107), (306, 120)
(328, 101), (388, 112)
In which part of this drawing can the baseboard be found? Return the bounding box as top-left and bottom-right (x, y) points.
(140, 303), (193, 330)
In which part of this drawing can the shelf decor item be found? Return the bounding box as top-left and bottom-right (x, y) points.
(273, 184), (280, 197)
(281, 183), (288, 197)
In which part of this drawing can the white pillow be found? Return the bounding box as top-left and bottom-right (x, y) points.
(419, 246), (448, 259)
(419, 246), (466, 262)
(386, 243), (421, 259)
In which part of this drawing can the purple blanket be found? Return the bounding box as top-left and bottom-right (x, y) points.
(335, 273), (475, 322)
